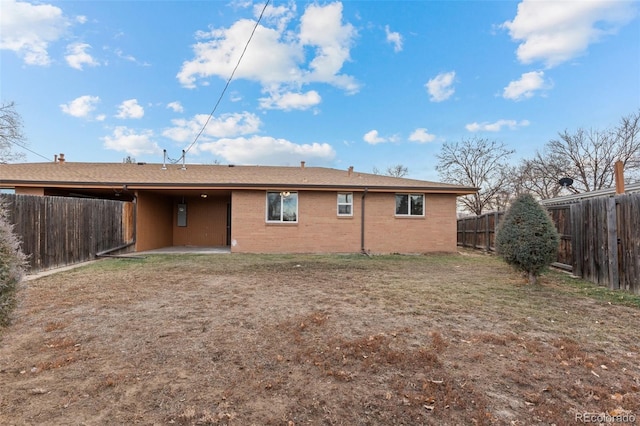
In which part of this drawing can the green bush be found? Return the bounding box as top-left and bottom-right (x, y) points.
(495, 193), (559, 285)
(0, 197), (27, 327)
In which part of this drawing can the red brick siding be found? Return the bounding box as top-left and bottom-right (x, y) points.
(172, 195), (229, 246)
(135, 192), (173, 251)
(230, 190), (457, 254)
(364, 192), (457, 253)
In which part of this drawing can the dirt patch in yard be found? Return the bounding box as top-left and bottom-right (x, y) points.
(1, 251), (639, 425)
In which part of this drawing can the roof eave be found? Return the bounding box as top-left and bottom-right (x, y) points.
(1, 180), (478, 195)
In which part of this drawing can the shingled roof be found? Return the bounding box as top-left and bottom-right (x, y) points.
(0, 162), (477, 195)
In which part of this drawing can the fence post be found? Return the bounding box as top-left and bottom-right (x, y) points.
(493, 211), (500, 252)
(485, 213), (490, 251)
(473, 216), (478, 249)
(607, 197), (620, 290)
(465, 218), (470, 248)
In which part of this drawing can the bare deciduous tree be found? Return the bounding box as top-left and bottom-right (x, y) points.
(385, 164), (409, 177)
(372, 164), (409, 177)
(549, 128), (618, 192)
(525, 110), (640, 194)
(512, 153), (568, 200)
(616, 110), (640, 178)
(0, 102), (26, 163)
(436, 137), (514, 215)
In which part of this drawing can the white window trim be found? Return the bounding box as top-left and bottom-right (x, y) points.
(265, 191), (299, 223)
(337, 192), (353, 217)
(395, 193), (425, 217)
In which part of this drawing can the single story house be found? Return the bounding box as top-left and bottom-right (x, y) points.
(0, 156), (477, 254)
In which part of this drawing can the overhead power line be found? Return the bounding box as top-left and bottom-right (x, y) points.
(4, 139), (52, 162)
(177, 0), (271, 163)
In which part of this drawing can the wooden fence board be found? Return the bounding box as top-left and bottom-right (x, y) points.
(571, 203), (583, 278)
(548, 207), (572, 266)
(617, 194), (640, 292)
(1, 194), (135, 273)
(607, 198), (619, 289)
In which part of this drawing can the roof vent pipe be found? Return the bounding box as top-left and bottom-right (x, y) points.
(162, 149), (167, 170)
(54, 154), (58, 163)
(300, 161), (305, 169)
(181, 150), (186, 170)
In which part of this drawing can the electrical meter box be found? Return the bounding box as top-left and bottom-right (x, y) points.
(177, 203), (187, 227)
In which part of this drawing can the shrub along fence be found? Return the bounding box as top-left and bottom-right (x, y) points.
(457, 192), (640, 294)
(1, 194), (135, 273)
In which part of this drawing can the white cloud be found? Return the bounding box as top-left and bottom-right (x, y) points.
(0, 0), (70, 66)
(75, 15), (87, 24)
(465, 119), (530, 132)
(385, 25), (403, 52)
(409, 128), (436, 143)
(230, 0), (253, 9)
(177, 19), (302, 89)
(258, 1), (296, 32)
(65, 42), (99, 70)
(502, 71), (548, 100)
(60, 95), (100, 118)
(163, 112), (262, 143)
(116, 99), (144, 119)
(299, 2), (358, 92)
(167, 101), (184, 113)
(102, 127), (162, 156)
(502, 0), (636, 68)
(259, 90), (321, 110)
(425, 71), (456, 102)
(197, 135), (336, 165)
(177, 2), (359, 98)
(114, 49), (135, 62)
(112, 48), (150, 66)
(363, 130), (387, 145)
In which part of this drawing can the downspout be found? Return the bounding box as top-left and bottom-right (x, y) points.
(96, 241), (139, 258)
(361, 188), (368, 255)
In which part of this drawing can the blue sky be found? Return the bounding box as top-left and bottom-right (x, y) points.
(2, 0), (639, 181)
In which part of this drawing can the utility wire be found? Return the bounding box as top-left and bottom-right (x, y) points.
(176, 0), (271, 163)
(4, 139), (52, 162)
(3, 1), (271, 168)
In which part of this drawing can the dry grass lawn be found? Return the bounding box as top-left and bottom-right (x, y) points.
(0, 250), (639, 425)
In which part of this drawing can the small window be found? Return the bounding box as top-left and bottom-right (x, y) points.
(337, 192), (353, 216)
(266, 191), (298, 223)
(395, 194), (424, 216)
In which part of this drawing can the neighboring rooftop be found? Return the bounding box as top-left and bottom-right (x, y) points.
(0, 161), (477, 194)
(540, 181), (640, 206)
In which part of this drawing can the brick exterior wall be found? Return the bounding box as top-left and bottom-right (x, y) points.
(230, 190), (457, 254)
(135, 192), (173, 252)
(172, 194), (229, 247)
(12, 186), (459, 254)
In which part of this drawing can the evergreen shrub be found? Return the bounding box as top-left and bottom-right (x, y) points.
(495, 193), (559, 285)
(0, 197), (27, 327)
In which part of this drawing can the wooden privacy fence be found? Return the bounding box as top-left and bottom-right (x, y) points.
(571, 194), (640, 293)
(1, 194), (135, 273)
(457, 193), (640, 295)
(457, 211), (503, 254)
